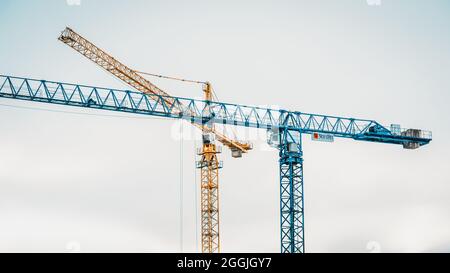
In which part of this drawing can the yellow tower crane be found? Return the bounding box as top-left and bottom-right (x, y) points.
(58, 27), (252, 253)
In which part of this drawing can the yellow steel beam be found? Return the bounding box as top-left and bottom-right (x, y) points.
(198, 143), (221, 253)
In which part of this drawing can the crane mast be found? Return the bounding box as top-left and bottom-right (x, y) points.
(58, 27), (251, 253)
(198, 82), (221, 253)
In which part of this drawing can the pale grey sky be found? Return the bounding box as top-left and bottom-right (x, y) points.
(0, 0), (448, 253)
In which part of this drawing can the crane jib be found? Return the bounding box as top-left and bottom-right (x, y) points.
(0, 74), (432, 148)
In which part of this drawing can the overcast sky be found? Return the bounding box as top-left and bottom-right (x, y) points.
(0, 0), (449, 253)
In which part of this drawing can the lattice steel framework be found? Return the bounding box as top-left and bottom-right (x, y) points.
(0, 75), (432, 147)
(279, 129), (304, 253)
(0, 75), (433, 253)
(58, 28), (172, 103)
(58, 27), (251, 153)
(197, 143), (222, 253)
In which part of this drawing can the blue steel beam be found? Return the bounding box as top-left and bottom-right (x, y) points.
(279, 129), (304, 253)
(0, 75), (432, 147)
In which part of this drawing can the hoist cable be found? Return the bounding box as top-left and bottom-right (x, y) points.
(135, 71), (207, 85)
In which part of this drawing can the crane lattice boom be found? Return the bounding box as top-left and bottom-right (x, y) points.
(0, 75), (431, 148)
(58, 27), (251, 154)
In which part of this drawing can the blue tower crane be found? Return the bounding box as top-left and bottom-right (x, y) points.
(0, 75), (432, 253)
